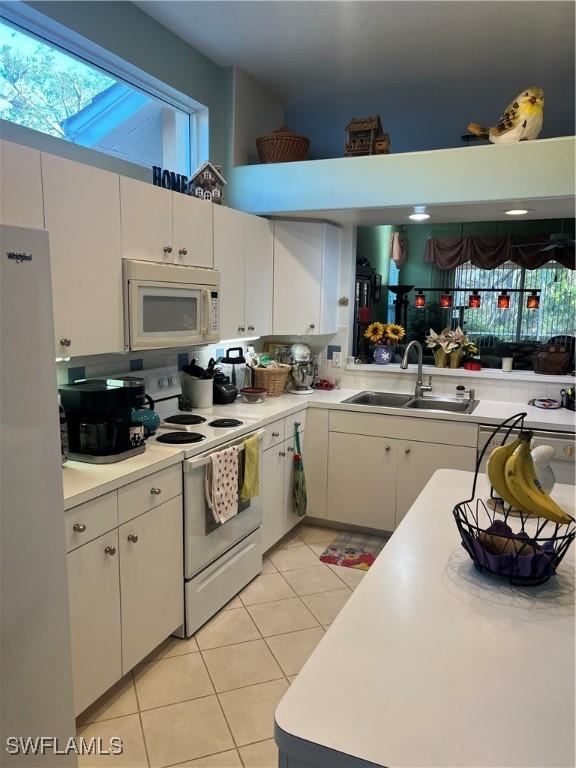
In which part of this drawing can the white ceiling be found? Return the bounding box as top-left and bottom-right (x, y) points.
(270, 198), (576, 227)
(134, 1), (574, 101)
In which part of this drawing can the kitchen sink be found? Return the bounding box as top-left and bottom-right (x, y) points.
(405, 397), (478, 414)
(342, 392), (415, 407)
(341, 391), (478, 414)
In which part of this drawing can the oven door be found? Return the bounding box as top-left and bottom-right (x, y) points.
(183, 435), (263, 579)
(127, 280), (212, 350)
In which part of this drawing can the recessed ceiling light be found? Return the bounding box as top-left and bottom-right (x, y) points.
(409, 205), (430, 222)
(504, 209), (531, 216)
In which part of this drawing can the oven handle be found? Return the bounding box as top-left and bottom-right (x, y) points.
(184, 429), (266, 472)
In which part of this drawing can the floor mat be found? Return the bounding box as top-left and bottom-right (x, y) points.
(319, 532), (388, 570)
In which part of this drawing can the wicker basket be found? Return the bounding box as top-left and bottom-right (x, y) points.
(256, 126), (310, 164)
(533, 344), (572, 375)
(251, 364), (291, 397)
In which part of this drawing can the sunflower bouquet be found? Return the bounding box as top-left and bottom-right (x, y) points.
(364, 322), (405, 345)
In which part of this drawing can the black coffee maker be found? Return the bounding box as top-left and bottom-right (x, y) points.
(59, 378), (146, 463)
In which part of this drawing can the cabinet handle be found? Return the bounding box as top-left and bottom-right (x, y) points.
(405, 448), (411, 455)
(295, 421), (301, 427)
(60, 338), (71, 347)
(178, 248), (188, 256)
(271, 431), (280, 437)
(385, 445), (390, 452)
(247, 325), (255, 332)
(279, 451), (286, 457)
(73, 523), (86, 533)
(238, 325), (245, 333)
(309, 324), (316, 330)
(163, 246), (173, 255)
(104, 546), (116, 556)
(127, 534), (139, 543)
(150, 487), (162, 496)
(287, 446), (294, 453)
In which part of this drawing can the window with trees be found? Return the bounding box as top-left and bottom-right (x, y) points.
(0, 17), (194, 173)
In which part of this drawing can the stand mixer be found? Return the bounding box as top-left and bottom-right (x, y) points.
(288, 343), (315, 394)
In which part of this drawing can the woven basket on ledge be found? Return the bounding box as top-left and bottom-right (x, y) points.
(256, 126), (310, 164)
(251, 364), (291, 397)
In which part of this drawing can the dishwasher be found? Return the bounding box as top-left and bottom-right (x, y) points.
(179, 428), (265, 637)
(478, 425), (575, 486)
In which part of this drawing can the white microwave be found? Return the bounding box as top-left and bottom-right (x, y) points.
(123, 260), (220, 351)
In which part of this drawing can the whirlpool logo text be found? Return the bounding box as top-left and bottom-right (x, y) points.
(6, 251), (32, 263)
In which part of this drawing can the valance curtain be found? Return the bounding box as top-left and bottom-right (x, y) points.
(424, 235), (575, 270)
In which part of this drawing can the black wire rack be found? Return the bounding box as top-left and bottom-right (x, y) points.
(453, 413), (575, 586)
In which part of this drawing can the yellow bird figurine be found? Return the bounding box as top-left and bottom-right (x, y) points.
(468, 87), (544, 144)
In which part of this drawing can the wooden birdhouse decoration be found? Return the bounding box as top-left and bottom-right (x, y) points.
(345, 115), (390, 156)
(189, 162), (227, 204)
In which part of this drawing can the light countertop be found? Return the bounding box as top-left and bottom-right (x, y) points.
(275, 470), (575, 768)
(62, 390), (575, 509)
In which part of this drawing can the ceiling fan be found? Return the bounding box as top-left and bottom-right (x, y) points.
(510, 231), (576, 253)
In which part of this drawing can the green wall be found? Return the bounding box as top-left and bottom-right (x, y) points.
(356, 225), (392, 322)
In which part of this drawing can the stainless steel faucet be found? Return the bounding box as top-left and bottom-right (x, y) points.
(401, 340), (433, 399)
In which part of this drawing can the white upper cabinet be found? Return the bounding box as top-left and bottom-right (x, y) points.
(120, 176), (173, 263)
(214, 206), (273, 340)
(172, 193), (214, 268)
(244, 214), (273, 337)
(120, 177), (214, 267)
(0, 140), (44, 228)
(273, 221), (340, 336)
(42, 154), (124, 358)
(214, 205), (246, 339)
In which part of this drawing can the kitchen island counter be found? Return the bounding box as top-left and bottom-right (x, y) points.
(275, 470), (575, 768)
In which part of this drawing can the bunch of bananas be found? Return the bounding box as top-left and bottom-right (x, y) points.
(486, 431), (573, 525)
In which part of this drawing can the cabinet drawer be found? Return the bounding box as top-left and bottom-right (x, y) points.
(261, 420), (285, 450)
(65, 493), (118, 552)
(118, 465), (182, 525)
(284, 410), (307, 440)
(185, 529), (262, 636)
(329, 410), (477, 447)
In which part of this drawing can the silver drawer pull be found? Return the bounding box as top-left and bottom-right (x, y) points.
(127, 534), (139, 543)
(295, 421), (301, 427)
(73, 523), (86, 533)
(405, 448), (411, 455)
(385, 445), (391, 452)
(178, 248), (188, 256)
(104, 546), (116, 556)
(150, 487), (162, 495)
(287, 446), (294, 453)
(279, 451), (286, 457)
(60, 338), (71, 347)
(163, 246), (173, 254)
(271, 431), (280, 437)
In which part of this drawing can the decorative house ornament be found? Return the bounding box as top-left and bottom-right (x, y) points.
(467, 86), (544, 144)
(188, 162), (226, 204)
(151, 162), (226, 203)
(256, 126), (310, 163)
(345, 115), (390, 156)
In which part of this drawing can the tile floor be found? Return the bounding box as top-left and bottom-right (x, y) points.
(77, 524), (366, 768)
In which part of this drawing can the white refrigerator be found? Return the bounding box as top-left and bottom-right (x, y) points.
(1, 225), (76, 765)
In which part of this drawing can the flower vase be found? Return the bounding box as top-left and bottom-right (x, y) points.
(373, 344), (393, 365)
(433, 349), (448, 368)
(449, 349), (464, 368)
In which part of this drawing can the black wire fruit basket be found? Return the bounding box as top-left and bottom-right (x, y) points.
(453, 413), (575, 586)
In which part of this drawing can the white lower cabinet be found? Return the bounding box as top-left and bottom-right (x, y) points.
(261, 413), (306, 552)
(67, 530), (121, 716)
(324, 411), (478, 533)
(66, 470), (183, 715)
(119, 497), (183, 672)
(327, 433), (397, 531)
(394, 440), (477, 526)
